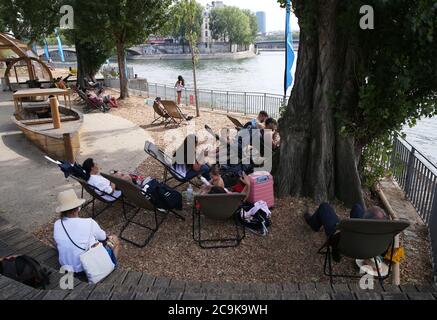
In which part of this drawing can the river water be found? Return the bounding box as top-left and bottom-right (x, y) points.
(127, 51), (437, 165)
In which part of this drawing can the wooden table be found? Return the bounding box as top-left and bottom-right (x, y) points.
(12, 88), (71, 113)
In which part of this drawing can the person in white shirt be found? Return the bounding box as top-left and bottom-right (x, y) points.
(82, 158), (131, 201)
(53, 189), (120, 277)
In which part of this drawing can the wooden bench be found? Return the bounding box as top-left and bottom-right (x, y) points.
(20, 116), (78, 126)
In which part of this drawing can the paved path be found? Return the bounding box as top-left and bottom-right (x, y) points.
(0, 92), (149, 231)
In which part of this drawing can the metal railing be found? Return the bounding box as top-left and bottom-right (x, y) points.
(128, 81), (286, 118)
(385, 136), (437, 281)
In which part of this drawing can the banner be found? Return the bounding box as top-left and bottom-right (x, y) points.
(284, 0), (295, 96)
(55, 29), (65, 62)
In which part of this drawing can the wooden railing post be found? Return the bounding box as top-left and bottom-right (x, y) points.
(63, 133), (75, 164)
(50, 96), (61, 129)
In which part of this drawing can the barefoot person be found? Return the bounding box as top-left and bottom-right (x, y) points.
(53, 189), (120, 279)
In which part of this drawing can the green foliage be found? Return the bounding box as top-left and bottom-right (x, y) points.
(0, 0), (62, 43)
(209, 6), (257, 45)
(161, 0), (203, 45)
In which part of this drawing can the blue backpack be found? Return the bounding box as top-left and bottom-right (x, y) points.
(143, 179), (182, 210)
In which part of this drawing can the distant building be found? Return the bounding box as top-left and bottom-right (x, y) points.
(201, 1), (225, 46)
(256, 11), (267, 35)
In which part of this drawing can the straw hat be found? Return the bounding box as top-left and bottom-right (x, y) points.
(56, 189), (86, 213)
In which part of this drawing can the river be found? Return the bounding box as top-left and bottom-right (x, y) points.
(127, 51), (437, 165)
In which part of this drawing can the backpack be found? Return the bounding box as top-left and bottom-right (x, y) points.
(0, 255), (50, 289)
(143, 179), (183, 210)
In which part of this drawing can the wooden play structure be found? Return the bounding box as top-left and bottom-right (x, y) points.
(0, 32), (53, 90)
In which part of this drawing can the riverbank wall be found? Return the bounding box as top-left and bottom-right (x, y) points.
(128, 49), (256, 61)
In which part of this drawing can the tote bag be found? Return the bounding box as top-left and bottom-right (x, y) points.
(61, 219), (115, 284)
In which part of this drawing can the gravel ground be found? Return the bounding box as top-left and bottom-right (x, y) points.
(33, 91), (433, 284)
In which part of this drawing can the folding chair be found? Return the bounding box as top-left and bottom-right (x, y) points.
(69, 176), (120, 219)
(192, 193), (246, 249)
(101, 173), (169, 248)
(318, 219), (410, 286)
(144, 140), (201, 189)
(151, 101), (171, 125)
(227, 115), (244, 130)
(161, 100), (191, 127)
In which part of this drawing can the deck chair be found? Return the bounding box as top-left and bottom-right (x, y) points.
(227, 115), (244, 130)
(74, 87), (109, 113)
(45, 155), (118, 219)
(151, 101), (171, 125)
(101, 173), (168, 248)
(318, 219), (410, 286)
(192, 193), (246, 249)
(144, 140), (201, 188)
(69, 175), (120, 219)
(161, 100), (191, 127)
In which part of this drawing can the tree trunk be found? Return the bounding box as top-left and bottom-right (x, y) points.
(190, 43), (200, 117)
(75, 40), (87, 89)
(276, 0), (365, 208)
(116, 42), (129, 99)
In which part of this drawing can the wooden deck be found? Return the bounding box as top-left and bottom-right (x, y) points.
(0, 216), (436, 300)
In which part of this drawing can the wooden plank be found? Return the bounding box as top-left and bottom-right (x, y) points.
(0, 228), (22, 243)
(34, 248), (58, 264)
(119, 271), (143, 292)
(19, 242), (48, 256)
(64, 286), (94, 300)
(1, 229), (27, 242)
(42, 290), (70, 300)
(4, 233), (35, 248)
(0, 223), (17, 237)
(6, 285), (35, 300)
(99, 269), (128, 286)
(9, 236), (38, 251)
(0, 247), (16, 257)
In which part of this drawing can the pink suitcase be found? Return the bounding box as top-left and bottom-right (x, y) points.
(247, 171), (274, 208)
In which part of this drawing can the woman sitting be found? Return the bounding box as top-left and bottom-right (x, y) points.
(82, 158), (131, 201)
(53, 189), (120, 278)
(172, 135), (211, 181)
(97, 88), (118, 108)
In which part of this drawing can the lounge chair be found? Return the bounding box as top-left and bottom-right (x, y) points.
(151, 101), (171, 125)
(192, 193), (246, 249)
(318, 218), (410, 286)
(45, 155), (118, 219)
(69, 175), (120, 219)
(144, 140), (201, 188)
(161, 100), (192, 126)
(72, 86), (109, 113)
(101, 173), (173, 248)
(227, 115), (244, 130)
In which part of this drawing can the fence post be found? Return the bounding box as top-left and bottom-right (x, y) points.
(211, 90), (214, 110)
(405, 147), (416, 197)
(185, 88), (188, 106)
(226, 91), (229, 113)
(244, 92), (247, 115)
(155, 83), (158, 98)
(430, 183), (437, 282)
(164, 85), (167, 100)
(263, 93), (267, 112)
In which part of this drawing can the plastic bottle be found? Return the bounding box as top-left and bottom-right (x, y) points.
(186, 184), (193, 205)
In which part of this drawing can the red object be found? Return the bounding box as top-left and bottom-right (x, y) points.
(189, 94), (194, 105)
(247, 171), (274, 208)
(232, 182), (245, 193)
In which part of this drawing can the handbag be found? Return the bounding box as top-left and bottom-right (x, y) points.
(61, 219), (115, 284)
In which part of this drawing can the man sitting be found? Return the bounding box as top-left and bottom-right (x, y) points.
(243, 110), (269, 129)
(304, 202), (388, 260)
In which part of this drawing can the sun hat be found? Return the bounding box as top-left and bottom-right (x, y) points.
(56, 189), (86, 213)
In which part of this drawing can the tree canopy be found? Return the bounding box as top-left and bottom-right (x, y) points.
(209, 6), (257, 46)
(0, 0), (61, 43)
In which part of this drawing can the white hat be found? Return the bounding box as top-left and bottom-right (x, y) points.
(56, 189), (86, 213)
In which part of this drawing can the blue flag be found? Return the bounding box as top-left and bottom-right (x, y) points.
(43, 39), (51, 61)
(55, 29), (65, 62)
(284, 0), (295, 96)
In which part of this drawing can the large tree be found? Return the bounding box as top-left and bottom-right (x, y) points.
(63, 0), (114, 89)
(99, 0), (172, 99)
(209, 6), (255, 51)
(276, 0), (437, 207)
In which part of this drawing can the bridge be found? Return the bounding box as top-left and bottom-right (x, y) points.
(35, 45), (144, 61)
(255, 40), (299, 52)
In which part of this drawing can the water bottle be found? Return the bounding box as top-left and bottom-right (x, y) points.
(186, 184), (193, 206)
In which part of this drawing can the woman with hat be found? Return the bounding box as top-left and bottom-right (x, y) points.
(53, 189), (120, 279)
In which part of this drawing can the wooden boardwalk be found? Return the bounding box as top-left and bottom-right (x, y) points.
(0, 216), (436, 300)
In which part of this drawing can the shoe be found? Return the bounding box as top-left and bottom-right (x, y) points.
(304, 212), (318, 232)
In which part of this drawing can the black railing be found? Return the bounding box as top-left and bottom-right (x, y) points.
(386, 136), (437, 281)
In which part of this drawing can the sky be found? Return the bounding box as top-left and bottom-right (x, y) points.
(197, 0), (299, 32)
